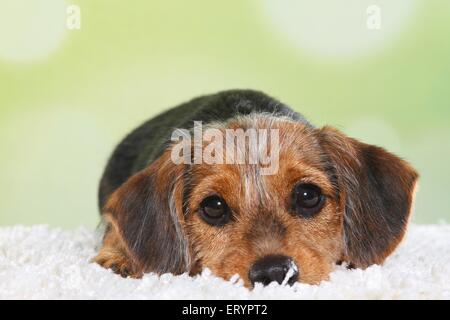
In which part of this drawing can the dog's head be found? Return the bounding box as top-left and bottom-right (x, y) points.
(103, 115), (418, 287)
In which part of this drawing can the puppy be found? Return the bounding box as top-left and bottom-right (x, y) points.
(95, 89), (418, 287)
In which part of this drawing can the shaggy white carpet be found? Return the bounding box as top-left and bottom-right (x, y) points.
(0, 224), (449, 300)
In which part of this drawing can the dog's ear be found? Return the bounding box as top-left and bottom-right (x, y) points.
(318, 126), (418, 268)
(102, 148), (191, 275)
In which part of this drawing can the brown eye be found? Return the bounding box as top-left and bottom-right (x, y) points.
(292, 183), (324, 218)
(199, 195), (231, 226)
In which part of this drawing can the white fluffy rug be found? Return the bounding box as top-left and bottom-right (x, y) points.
(0, 224), (449, 300)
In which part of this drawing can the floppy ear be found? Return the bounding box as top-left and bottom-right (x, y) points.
(102, 149), (191, 275)
(318, 126), (418, 268)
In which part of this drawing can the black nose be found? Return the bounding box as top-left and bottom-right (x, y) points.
(248, 255), (299, 286)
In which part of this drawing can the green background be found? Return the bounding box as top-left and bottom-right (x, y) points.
(0, 0), (449, 228)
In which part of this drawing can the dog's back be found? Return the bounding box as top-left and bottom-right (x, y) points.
(98, 89), (308, 210)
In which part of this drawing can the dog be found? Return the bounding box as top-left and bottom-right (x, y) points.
(95, 89), (418, 287)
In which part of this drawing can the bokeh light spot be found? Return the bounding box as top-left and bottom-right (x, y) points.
(0, 0), (67, 62)
(260, 0), (418, 59)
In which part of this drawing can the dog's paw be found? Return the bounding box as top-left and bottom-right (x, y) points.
(94, 249), (141, 278)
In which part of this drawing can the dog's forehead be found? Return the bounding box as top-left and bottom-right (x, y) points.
(227, 115), (325, 169)
(211, 114), (323, 160)
(188, 115), (329, 208)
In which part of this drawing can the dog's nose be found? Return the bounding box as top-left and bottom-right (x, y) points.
(248, 255), (299, 286)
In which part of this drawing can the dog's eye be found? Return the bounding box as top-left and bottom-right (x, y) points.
(199, 195), (231, 226)
(292, 183), (324, 218)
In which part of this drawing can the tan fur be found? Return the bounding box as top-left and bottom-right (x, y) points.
(183, 120), (343, 286)
(95, 116), (417, 288)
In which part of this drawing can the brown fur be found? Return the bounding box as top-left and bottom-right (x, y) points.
(95, 115), (418, 288)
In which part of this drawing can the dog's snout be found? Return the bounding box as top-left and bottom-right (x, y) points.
(248, 255), (299, 286)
